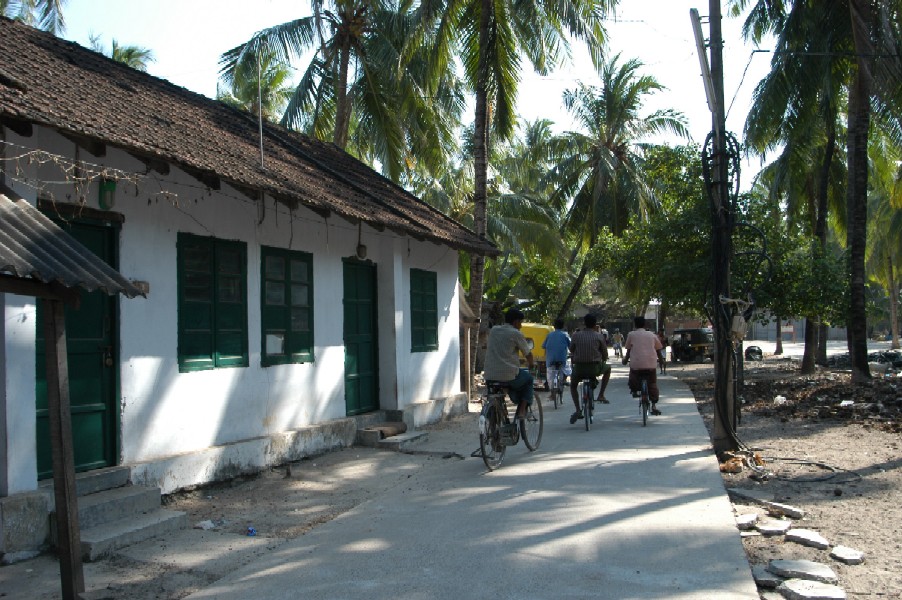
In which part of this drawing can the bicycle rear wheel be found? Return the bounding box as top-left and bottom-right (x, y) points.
(520, 398), (543, 451)
(479, 402), (506, 470)
(640, 379), (649, 426)
(582, 381), (592, 431)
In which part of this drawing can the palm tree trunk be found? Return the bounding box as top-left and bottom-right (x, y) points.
(333, 35), (353, 148)
(815, 120), (836, 367)
(467, 0), (492, 387)
(846, 0), (873, 382)
(888, 254), (900, 350)
(556, 259), (590, 321)
(801, 316), (817, 374)
(774, 317), (784, 355)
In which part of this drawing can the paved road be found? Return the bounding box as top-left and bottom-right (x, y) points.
(186, 363), (758, 600)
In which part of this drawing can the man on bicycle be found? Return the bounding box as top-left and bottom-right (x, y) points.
(623, 316), (663, 415)
(611, 329), (624, 358)
(568, 313), (610, 424)
(542, 318), (570, 392)
(483, 308), (535, 419)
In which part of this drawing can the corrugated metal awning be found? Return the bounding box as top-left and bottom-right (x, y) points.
(0, 189), (144, 298)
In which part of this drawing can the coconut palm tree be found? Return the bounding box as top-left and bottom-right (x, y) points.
(739, 0), (851, 372)
(216, 49), (293, 122)
(866, 130), (902, 350)
(1, 0), (65, 34)
(544, 55), (690, 319)
(89, 35), (155, 72)
(219, 1), (461, 182)
(732, 0), (902, 381)
(414, 0), (611, 381)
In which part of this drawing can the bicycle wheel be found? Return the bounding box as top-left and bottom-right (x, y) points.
(640, 379), (649, 426)
(520, 398), (544, 451)
(582, 381), (592, 431)
(479, 402), (506, 470)
(554, 372), (564, 408)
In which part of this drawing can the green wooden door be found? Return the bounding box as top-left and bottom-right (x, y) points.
(343, 259), (379, 415)
(35, 221), (118, 479)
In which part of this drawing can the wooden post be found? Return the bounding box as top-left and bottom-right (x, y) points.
(44, 298), (85, 599)
(464, 327), (472, 402)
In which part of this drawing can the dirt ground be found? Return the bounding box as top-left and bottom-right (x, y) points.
(670, 354), (902, 598)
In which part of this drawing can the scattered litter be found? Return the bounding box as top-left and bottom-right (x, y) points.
(246, 526), (257, 536)
(774, 395), (787, 405)
(194, 520), (216, 530)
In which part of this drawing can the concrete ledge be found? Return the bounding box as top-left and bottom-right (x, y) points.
(402, 393), (469, 429)
(0, 491), (51, 561)
(129, 418), (358, 494)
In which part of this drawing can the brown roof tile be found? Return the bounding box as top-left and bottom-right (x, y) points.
(0, 17), (497, 256)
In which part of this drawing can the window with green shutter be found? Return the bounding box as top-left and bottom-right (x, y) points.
(410, 269), (438, 352)
(261, 246), (314, 366)
(177, 233), (248, 372)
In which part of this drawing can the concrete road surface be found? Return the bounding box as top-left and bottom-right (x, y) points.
(186, 363), (758, 600)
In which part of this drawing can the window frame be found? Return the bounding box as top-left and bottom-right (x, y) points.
(260, 245), (315, 366)
(177, 233), (248, 372)
(410, 268), (438, 352)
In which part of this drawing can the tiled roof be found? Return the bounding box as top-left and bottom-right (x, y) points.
(0, 187), (144, 298)
(0, 17), (497, 256)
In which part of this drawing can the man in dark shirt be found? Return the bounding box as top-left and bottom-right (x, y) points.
(567, 313), (609, 424)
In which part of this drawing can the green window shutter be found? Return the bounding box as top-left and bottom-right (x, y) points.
(261, 246), (314, 366)
(410, 269), (438, 352)
(178, 233), (248, 372)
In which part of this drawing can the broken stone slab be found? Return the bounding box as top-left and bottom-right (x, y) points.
(786, 528), (830, 549)
(752, 564), (783, 588)
(757, 519), (793, 536)
(767, 559), (837, 584)
(736, 513), (759, 530)
(727, 488), (805, 518)
(830, 545), (865, 565)
(776, 578), (846, 599)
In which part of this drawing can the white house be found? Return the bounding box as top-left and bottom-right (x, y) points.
(0, 18), (497, 557)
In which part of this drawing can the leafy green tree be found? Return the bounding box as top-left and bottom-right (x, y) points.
(89, 34), (155, 71)
(545, 55), (690, 319)
(1, 0), (65, 34)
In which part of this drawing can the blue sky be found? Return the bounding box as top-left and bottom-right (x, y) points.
(63, 1), (771, 161)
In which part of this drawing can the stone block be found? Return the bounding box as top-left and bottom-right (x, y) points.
(0, 491), (51, 562)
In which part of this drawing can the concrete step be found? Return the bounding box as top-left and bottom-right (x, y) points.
(356, 421), (408, 447)
(69, 485), (163, 530)
(39, 466), (131, 500)
(79, 507), (188, 562)
(376, 431), (429, 451)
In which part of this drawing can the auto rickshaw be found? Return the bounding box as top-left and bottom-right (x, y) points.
(671, 327), (715, 363)
(519, 322), (554, 387)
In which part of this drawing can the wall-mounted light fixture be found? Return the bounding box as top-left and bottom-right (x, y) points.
(98, 178), (116, 210)
(356, 222), (367, 259)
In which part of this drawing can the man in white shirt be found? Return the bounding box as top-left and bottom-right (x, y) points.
(623, 316), (663, 415)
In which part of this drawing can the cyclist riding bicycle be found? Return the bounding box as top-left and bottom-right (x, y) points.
(542, 318), (570, 392)
(611, 329), (624, 358)
(623, 316), (663, 415)
(483, 308), (535, 420)
(568, 313), (610, 424)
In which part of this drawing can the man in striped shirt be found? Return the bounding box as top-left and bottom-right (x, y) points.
(568, 313), (610, 424)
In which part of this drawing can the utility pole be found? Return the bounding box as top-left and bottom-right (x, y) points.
(692, 2), (737, 456)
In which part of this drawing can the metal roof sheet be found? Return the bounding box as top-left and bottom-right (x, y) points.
(0, 190), (144, 298)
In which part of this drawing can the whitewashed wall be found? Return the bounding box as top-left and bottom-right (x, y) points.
(1, 125), (462, 493)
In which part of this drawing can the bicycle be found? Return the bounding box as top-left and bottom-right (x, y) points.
(578, 376), (595, 431)
(638, 374), (651, 426)
(547, 361), (566, 410)
(623, 355), (653, 426)
(658, 349), (667, 375)
(477, 382), (544, 471)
